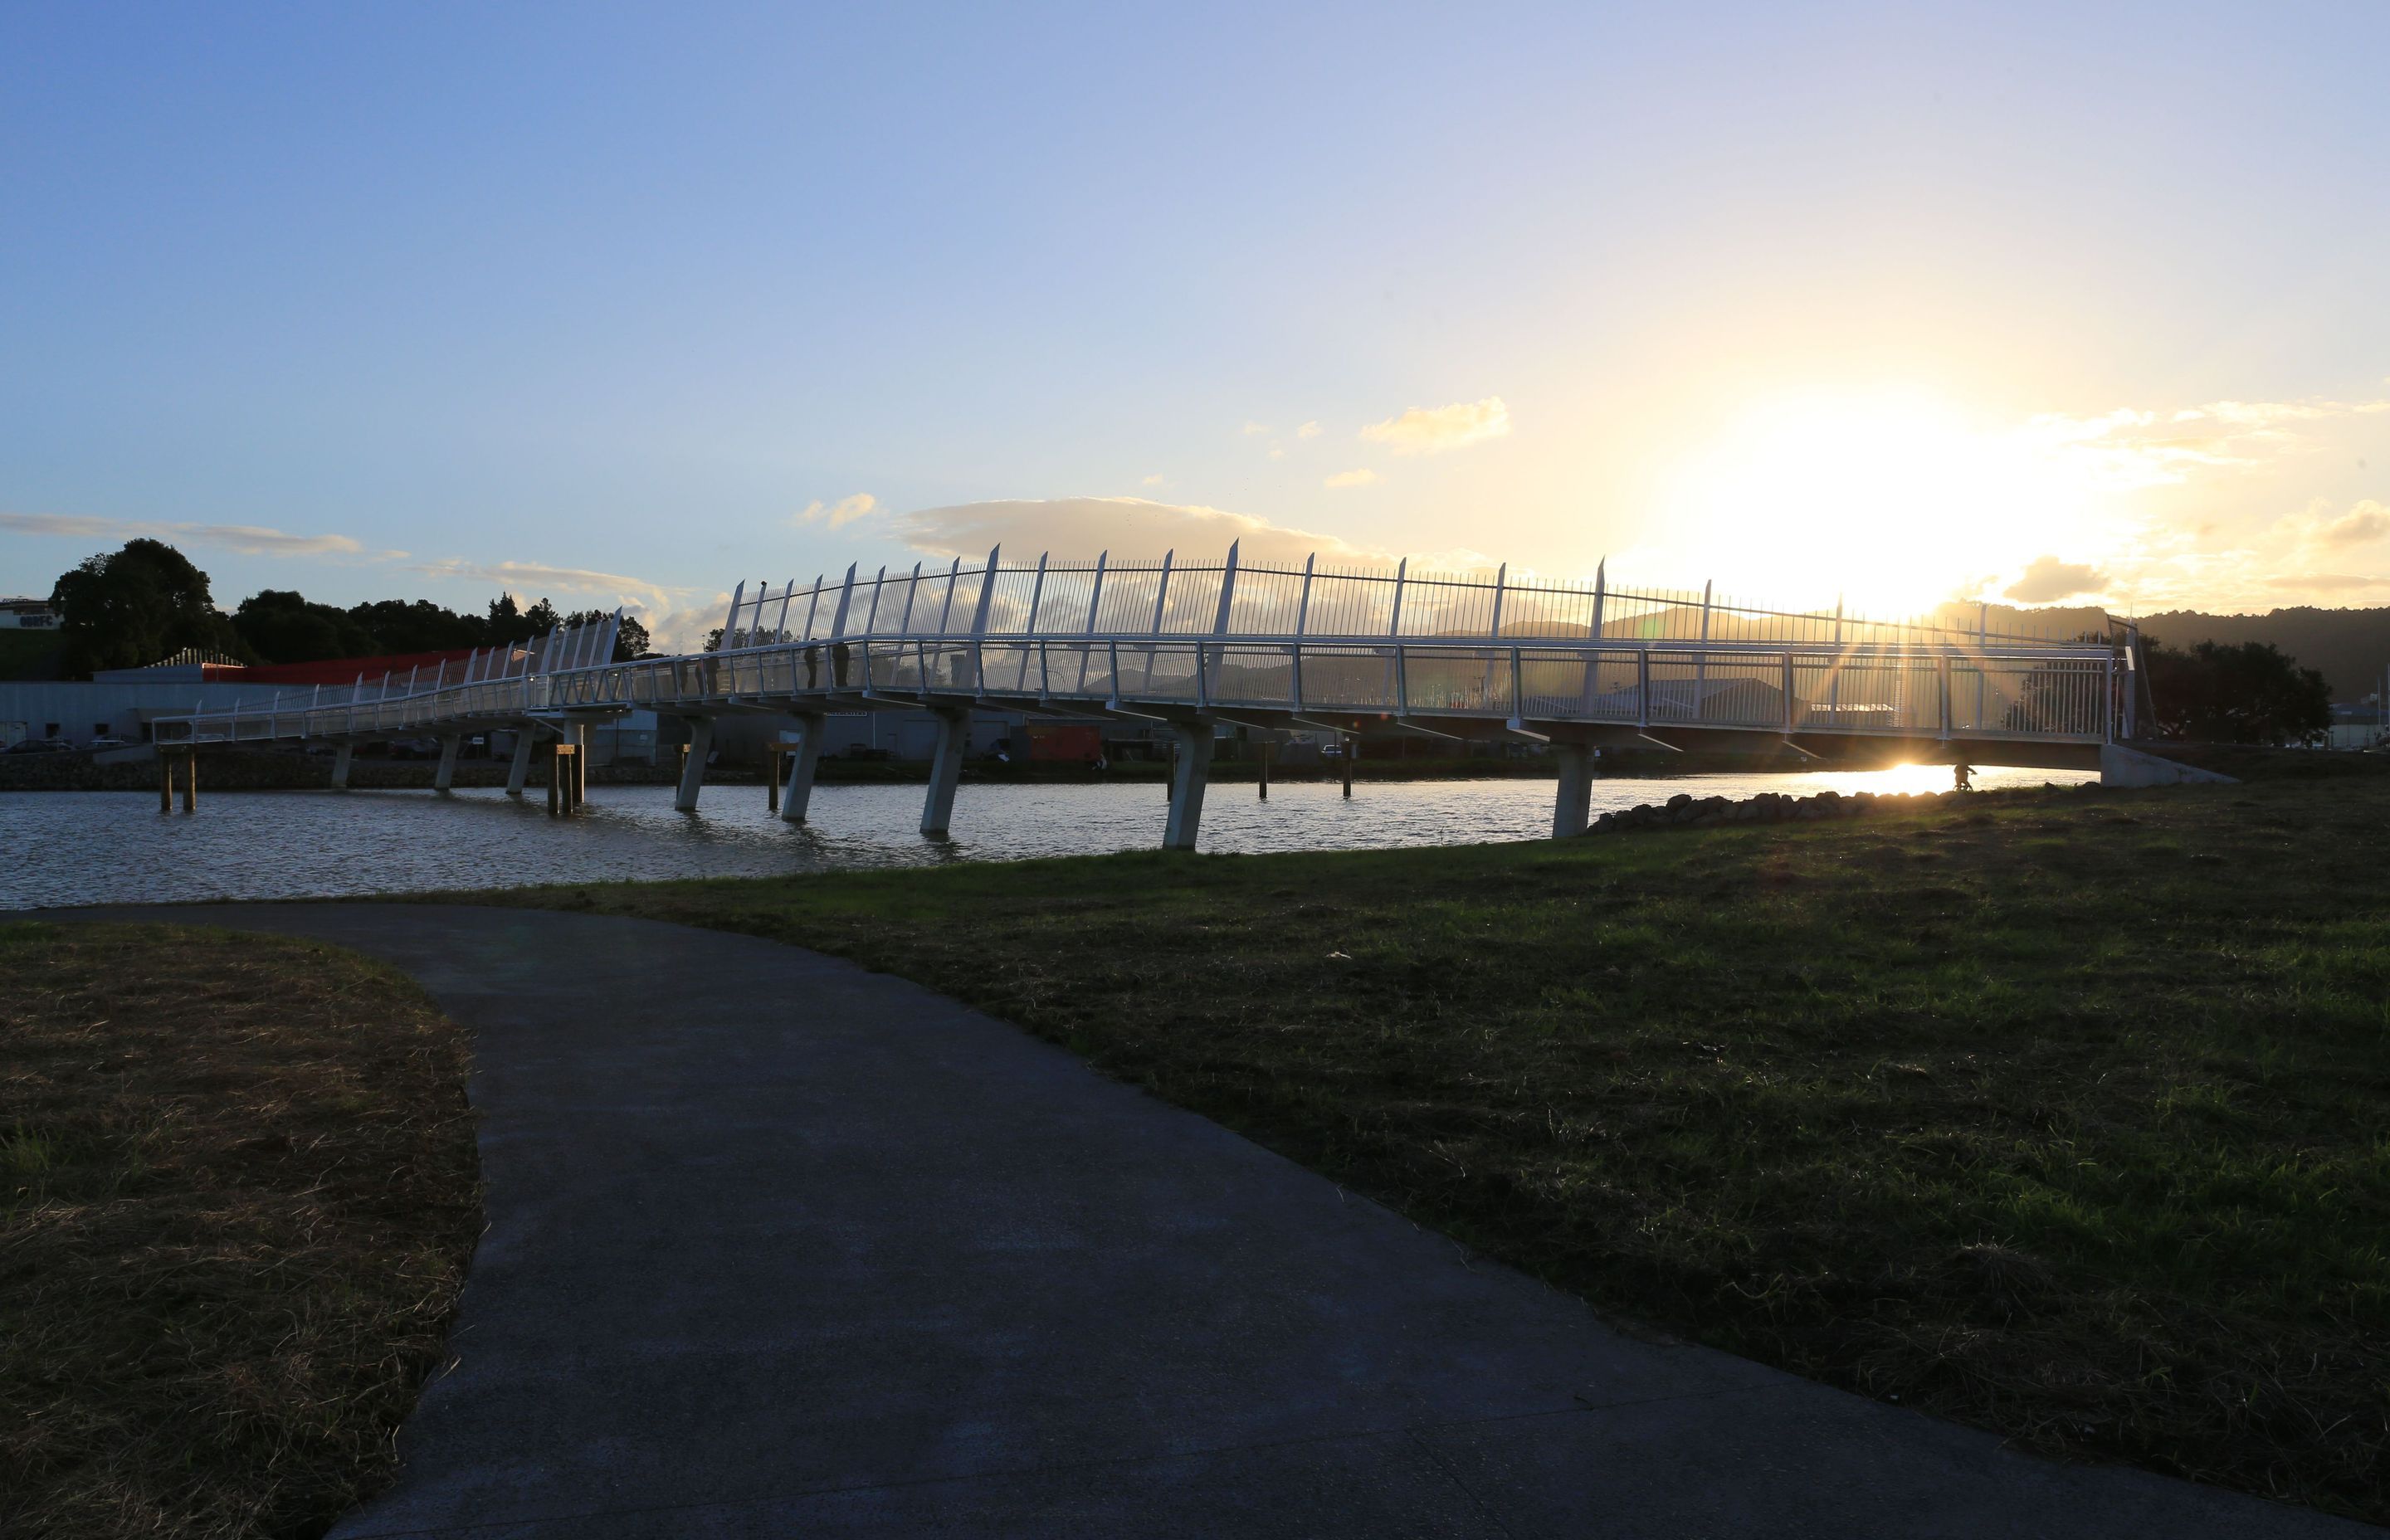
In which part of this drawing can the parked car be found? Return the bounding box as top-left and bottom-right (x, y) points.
(5, 738), (71, 754)
(87, 734), (129, 749)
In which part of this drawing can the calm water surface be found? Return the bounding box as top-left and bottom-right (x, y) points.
(2, 763), (2088, 911)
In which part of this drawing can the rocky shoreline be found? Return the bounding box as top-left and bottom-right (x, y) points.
(1587, 783), (2090, 833)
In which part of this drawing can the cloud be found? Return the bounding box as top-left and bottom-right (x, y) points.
(1296, 422), (1323, 439)
(875, 496), (1396, 567)
(793, 493), (878, 530)
(2261, 573), (2390, 592)
(2312, 500), (2390, 548)
(1323, 468), (1378, 489)
(1241, 421), (1271, 436)
(1141, 474), (1164, 486)
(0, 510), (393, 560)
(401, 557), (680, 613)
(1359, 397), (1511, 455)
(2005, 554), (2110, 604)
(2024, 396), (2390, 490)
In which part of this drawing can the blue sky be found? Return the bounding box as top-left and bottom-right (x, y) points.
(6, 2), (2387, 644)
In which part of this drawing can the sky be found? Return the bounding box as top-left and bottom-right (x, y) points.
(4, 2), (2388, 649)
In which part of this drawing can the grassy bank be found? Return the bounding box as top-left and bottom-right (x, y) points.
(475, 777), (2389, 1521)
(0, 923), (479, 1539)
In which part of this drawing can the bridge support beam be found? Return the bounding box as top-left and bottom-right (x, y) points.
(1551, 743), (1593, 838)
(434, 733), (461, 791)
(780, 714), (826, 824)
(329, 743), (354, 790)
(505, 733), (534, 797)
(1163, 719), (1215, 850)
(921, 708), (968, 838)
(675, 718), (714, 812)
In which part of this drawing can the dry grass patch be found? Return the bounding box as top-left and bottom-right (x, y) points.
(0, 922), (478, 1540)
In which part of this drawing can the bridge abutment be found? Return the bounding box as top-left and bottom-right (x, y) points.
(1163, 720), (1215, 850)
(780, 714), (826, 824)
(921, 708), (969, 837)
(434, 733), (461, 791)
(1551, 743), (1593, 837)
(675, 718), (715, 812)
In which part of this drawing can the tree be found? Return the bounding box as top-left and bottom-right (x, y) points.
(2144, 638), (2331, 746)
(485, 592), (539, 645)
(701, 626), (725, 653)
(521, 598), (559, 636)
(344, 597), (485, 654)
(50, 539), (249, 675)
(233, 589), (380, 663)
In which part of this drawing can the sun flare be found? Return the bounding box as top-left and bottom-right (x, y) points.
(1648, 389), (2122, 616)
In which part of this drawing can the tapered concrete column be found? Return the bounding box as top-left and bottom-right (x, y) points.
(573, 721), (592, 805)
(329, 743), (354, 789)
(675, 717), (714, 812)
(780, 714), (825, 824)
(505, 733), (534, 797)
(920, 708), (969, 837)
(1551, 742), (1593, 838)
(434, 733), (461, 791)
(1163, 719), (1215, 850)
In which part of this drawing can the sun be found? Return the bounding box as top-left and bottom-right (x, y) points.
(1647, 388), (2114, 617)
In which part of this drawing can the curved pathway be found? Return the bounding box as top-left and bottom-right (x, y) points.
(71, 904), (2371, 1538)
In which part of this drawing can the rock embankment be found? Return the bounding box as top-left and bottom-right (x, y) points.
(1587, 787), (2052, 833)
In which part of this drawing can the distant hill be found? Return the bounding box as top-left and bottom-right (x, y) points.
(2139, 607), (2390, 704)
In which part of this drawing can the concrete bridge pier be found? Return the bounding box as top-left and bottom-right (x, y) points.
(779, 713), (826, 824)
(434, 733), (461, 792)
(921, 708), (969, 838)
(674, 717), (715, 812)
(505, 733), (534, 797)
(329, 743), (354, 790)
(1163, 720), (1216, 850)
(1551, 742), (1593, 838)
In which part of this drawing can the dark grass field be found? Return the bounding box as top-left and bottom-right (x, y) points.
(479, 775), (2390, 1523)
(0, 924), (479, 1539)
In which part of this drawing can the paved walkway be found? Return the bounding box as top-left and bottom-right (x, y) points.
(76, 905), (2369, 1538)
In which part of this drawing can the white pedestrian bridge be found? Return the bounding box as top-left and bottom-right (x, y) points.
(154, 546), (2139, 846)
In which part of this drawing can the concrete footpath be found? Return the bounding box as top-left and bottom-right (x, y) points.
(71, 904), (2371, 1538)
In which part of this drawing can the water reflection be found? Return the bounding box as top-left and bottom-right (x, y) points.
(2, 763), (2089, 912)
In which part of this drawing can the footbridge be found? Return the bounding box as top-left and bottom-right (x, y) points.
(154, 546), (2137, 846)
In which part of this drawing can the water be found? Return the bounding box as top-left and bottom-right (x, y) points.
(1, 763), (2089, 912)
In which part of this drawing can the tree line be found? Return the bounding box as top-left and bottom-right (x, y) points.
(46, 539), (651, 677)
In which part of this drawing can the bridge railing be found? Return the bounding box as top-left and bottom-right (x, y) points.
(717, 546), (2105, 656)
(563, 631), (2116, 743)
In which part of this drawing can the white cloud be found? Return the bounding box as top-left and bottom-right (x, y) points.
(1267, 447), (1286, 461)
(402, 557), (680, 614)
(1359, 397), (1511, 455)
(1296, 421), (1323, 439)
(2005, 554), (2110, 604)
(876, 496), (1396, 567)
(1141, 474), (1164, 486)
(0, 510), (394, 560)
(793, 493), (878, 530)
(2310, 499), (2390, 548)
(1323, 468), (1378, 489)
(1241, 421), (1271, 436)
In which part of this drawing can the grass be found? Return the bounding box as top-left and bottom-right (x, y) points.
(471, 776), (2390, 1523)
(0, 922), (478, 1540)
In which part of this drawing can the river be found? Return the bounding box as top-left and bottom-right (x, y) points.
(2, 763), (2089, 911)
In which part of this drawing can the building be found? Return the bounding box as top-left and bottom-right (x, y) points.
(0, 597), (59, 630)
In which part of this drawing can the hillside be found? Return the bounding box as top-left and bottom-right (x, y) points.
(2140, 607), (2390, 703)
